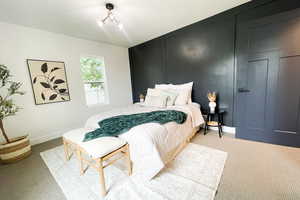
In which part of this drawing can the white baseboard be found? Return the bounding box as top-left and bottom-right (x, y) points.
(30, 127), (83, 145)
(208, 126), (236, 134)
(30, 132), (63, 146)
(0, 131), (63, 146)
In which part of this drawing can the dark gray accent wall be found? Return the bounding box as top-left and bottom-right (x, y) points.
(129, 0), (300, 126)
(163, 15), (236, 125)
(129, 39), (165, 100)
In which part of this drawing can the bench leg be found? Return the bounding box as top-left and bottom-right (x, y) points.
(76, 149), (84, 175)
(63, 138), (70, 161)
(125, 144), (132, 176)
(97, 158), (106, 197)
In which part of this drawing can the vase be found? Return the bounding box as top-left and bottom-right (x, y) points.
(209, 101), (217, 113)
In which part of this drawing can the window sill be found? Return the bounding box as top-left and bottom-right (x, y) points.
(86, 102), (110, 108)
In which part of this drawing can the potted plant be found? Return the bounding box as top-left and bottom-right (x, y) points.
(0, 65), (30, 164)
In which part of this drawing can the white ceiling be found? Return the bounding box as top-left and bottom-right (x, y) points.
(0, 0), (250, 47)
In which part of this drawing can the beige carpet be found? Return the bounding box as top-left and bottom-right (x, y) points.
(192, 132), (300, 200)
(1, 131), (300, 200)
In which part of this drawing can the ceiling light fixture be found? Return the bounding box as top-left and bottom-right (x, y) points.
(98, 3), (123, 30)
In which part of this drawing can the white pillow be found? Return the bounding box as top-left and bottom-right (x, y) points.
(169, 89), (190, 105)
(169, 82), (193, 104)
(144, 95), (167, 108)
(147, 88), (161, 96)
(155, 84), (171, 90)
(147, 88), (178, 106)
(160, 90), (178, 106)
(170, 82), (193, 90)
(155, 82), (193, 104)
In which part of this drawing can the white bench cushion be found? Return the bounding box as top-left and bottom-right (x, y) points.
(80, 137), (127, 159)
(63, 128), (93, 145)
(63, 128), (127, 159)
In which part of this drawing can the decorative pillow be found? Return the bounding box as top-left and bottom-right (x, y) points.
(147, 88), (178, 106)
(169, 89), (190, 105)
(169, 82), (193, 104)
(155, 82), (193, 104)
(160, 90), (178, 106)
(144, 95), (168, 108)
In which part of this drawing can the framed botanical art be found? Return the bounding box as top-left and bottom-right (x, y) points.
(27, 59), (71, 105)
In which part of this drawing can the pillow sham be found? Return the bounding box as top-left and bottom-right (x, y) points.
(169, 82), (193, 104)
(169, 89), (190, 106)
(144, 95), (168, 108)
(160, 90), (178, 106)
(147, 88), (178, 106)
(155, 82), (193, 104)
(147, 88), (161, 96)
(155, 84), (171, 90)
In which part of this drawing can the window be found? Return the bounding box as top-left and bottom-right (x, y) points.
(80, 57), (108, 106)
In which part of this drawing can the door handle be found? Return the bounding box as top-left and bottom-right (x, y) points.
(238, 88), (250, 93)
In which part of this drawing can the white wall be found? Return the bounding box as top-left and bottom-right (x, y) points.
(0, 22), (132, 145)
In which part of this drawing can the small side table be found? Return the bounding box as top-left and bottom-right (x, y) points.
(204, 111), (225, 138)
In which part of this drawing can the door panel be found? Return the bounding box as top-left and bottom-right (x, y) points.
(245, 59), (268, 131)
(236, 53), (276, 140)
(274, 56), (300, 134)
(236, 8), (300, 147)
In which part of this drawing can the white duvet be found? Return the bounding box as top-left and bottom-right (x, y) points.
(85, 103), (204, 180)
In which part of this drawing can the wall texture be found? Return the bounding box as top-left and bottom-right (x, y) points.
(129, 0), (300, 126)
(129, 12), (239, 126)
(0, 22), (132, 144)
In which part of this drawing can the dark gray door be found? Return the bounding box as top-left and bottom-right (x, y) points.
(236, 8), (300, 147)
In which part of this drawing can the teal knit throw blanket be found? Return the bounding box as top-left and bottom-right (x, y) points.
(83, 110), (187, 142)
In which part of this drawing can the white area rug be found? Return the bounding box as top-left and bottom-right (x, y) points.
(41, 143), (227, 200)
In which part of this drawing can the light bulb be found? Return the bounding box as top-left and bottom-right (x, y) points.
(118, 23), (123, 30)
(97, 20), (104, 27)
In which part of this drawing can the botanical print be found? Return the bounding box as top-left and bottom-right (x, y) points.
(27, 59), (70, 105)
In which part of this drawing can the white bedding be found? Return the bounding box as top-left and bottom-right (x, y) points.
(85, 103), (205, 180)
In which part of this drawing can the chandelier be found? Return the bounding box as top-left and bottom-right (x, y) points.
(97, 3), (123, 29)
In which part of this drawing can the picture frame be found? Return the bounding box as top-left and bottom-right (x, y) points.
(27, 59), (71, 105)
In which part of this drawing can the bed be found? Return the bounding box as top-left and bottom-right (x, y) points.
(84, 102), (204, 180)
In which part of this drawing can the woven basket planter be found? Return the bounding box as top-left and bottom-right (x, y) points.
(0, 135), (31, 164)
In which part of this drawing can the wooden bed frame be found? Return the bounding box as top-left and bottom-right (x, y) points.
(163, 126), (199, 165)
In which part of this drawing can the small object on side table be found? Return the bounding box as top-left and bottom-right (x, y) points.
(204, 110), (225, 138)
(139, 94), (145, 103)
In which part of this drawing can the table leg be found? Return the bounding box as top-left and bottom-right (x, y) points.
(218, 113), (222, 138)
(204, 114), (210, 135)
(218, 125), (222, 138)
(221, 113), (224, 133)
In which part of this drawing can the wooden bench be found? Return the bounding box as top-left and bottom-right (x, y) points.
(63, 128), (132, 197)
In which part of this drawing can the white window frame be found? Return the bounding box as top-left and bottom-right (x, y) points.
(80, 55), (109, 107)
